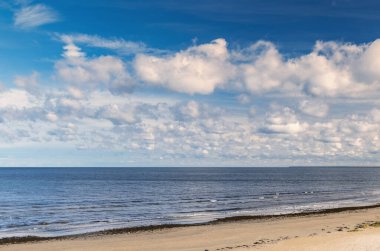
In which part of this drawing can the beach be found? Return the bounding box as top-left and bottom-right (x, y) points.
(1, 0), (379, 249)
(1, 205), (380, 251)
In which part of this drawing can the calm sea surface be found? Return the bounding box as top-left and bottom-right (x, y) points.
(1, 167), (380, 238)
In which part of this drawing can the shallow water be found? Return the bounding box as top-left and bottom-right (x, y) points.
(1, 167), (380, 238)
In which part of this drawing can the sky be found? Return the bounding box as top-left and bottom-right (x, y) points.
(0, 0), (380, 167)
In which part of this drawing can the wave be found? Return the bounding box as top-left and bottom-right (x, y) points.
(2, 203), (380, 245)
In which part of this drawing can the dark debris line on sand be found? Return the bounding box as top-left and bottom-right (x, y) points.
(2, 203), (380, 246)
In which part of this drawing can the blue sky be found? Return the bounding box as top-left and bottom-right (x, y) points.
(0, 0), (380, 166)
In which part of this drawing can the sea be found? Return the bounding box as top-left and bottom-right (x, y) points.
(1, 167), (380, 238)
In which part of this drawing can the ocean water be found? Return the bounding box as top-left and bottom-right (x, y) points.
(1, 167), (380, 238)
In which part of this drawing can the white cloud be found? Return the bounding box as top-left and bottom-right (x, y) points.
(134, 38), (235, 94)
(59, 34), (154, 55)
(62, 43), (85, 58)
(14, 4), (58, 28)
(55, 42), (134, 94)
(67, 86), (84, 99)
(354, 39), (380, 84)
(46, 112), (58, 122)
(0, 89), (39, 109)
(240, 39), (380, 98)
(239, 41), (289, 94)
(260, 107), (309, 134)
(133, 38), (380, 98)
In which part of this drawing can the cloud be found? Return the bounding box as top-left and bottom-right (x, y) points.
(67, 86), (84, 99)
(14, 3), (58, 28)
(260, 107), (309, 134)
(52, 36), (380, 98)
(133, 38), (380, 98)
(0, 89), (40, 109)
(371, 109), (380, 122)
(238, 41), (289, 94)
(0, 86), (378, 165)
(13, 71), (39, 94)
(55, 42), (134, 94)
(134, 38), (235, 94)
(176, 100), (200, 120)
(2, 36), (380, 165)
(235, 41), (358, 96)
(299, 99), (329, 118)
(96, 104), (137, 125)
(58, 34), (156, 56)
(56, 98), (82, 115)
(235, 40), (380, 97)
(173, 100), (224, 122)
(353, 39), (380, 83)
(46, 112), (58, 122)
(62, 42), (85, 58)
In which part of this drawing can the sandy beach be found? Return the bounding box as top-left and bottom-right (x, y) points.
(1, 205), (380, 251)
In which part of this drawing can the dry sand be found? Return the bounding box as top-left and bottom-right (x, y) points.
(1, 206), (380, 251)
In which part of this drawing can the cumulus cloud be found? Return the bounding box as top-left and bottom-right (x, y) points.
(53, 36), (380, 98)
(55, 41), (134, 94)
(238, 41), (289, 94)
(133, 38), (380, 98)
(236, 39), (380, 97)
(354, 40), (380, 84)
(0, 89), (40, 109)
(14, 3), (58, 28)
(134, 38), (235, 94)
(260, 107), (309, 134)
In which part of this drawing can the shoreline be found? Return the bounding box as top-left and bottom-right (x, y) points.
(2, 202), (380, 246)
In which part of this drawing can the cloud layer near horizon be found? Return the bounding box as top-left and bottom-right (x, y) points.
(0, 36), (380, 166)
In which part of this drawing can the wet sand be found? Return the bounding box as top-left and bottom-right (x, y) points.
(1, 204), (380, 251)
